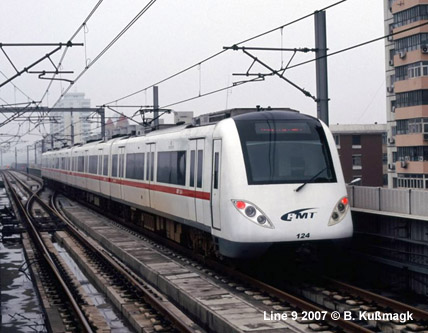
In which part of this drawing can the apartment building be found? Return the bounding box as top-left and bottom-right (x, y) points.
(50, 92), (91, 148)
(331, 124), (387, 186)
(385, 0), (428, 189)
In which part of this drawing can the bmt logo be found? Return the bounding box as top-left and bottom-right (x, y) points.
(281, 208), (317, 222)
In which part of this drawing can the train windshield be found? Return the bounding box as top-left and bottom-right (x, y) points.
(235, 118), (336, 185)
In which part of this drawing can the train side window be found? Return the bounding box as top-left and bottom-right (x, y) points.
(157, 151), (186, 186)
(126, 153), (135, 179)
(89, 155), (98, 174)
(98, 155), (102, 175)
(197, 150), (203, 188)
(146, 152), (150, 180)
(214, 152), (219, 189)
(112, 154), (118, 177)
(135, 153), (145, 180)
(150, 152), (154, 181)
(119, 154), (124, 178)
(78, 156), (84, 172)
(103, 155), (109, 176)
(190, 150), (195, 187)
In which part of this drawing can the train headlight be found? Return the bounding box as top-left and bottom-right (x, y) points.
(231, 199), (274, 229)
(328, 196), (350, 226)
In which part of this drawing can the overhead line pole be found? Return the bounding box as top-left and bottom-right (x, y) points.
(153, 86), (159, 130)
(314, 10), (329, 125)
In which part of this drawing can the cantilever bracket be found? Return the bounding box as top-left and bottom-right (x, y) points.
(226, 45), (318, 102)
(28, 70), (75, 84)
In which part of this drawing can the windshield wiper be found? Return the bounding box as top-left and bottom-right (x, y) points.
(294, 167), (328, 192)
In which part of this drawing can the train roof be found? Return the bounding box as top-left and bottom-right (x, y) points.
(42, 108), (316, 155)
(232, 109), (317, 122)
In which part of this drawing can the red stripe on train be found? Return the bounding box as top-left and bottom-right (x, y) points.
(42, 168), (211, 200)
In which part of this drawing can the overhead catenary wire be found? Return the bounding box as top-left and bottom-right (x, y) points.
(2, 0), (158, 151)
(0, 1), (407, 153)
(37, 0), (106, 107)
(150, 20), (428, 112)
(2, 0), (344, 149)
(51, 0), (158, 108)
(104, 0), (347, 106)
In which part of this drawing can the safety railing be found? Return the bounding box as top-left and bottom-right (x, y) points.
(347, 186), (428, 217)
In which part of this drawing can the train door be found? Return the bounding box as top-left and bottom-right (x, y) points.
(97, 149), (103, 193)
(189, 139), (205, 223)
(84, 150), (89, 189)
(118, 146), (125, 200)
(211, 139), (221, 230)
(146, 143), (155, 207)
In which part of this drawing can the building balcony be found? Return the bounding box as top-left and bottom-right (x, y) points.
(392, 0), (428, 15)
(395, 77), (428, 93)
(396, 160), (428, 173)
(396, 133), (428, 146)
(396, 105), (428, 119)
(394, 49), (428, 67)
(392, 19), (428, 40)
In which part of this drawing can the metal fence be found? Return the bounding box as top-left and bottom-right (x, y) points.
(347, 186), (428, 216)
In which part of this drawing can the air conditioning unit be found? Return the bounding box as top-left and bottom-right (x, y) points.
(388, 35), (393, 42)
(401, 160), (408, 168)
(399, 51), (407, 59)
(387, 86), (394, 93)
(419, 156), (424, 161)
(388, 163), (396, 171)
(392, 106), (396, 113)
(422, 45), (428, 54)
(389, 59), (394, 66)
(388, 137), (395, 144)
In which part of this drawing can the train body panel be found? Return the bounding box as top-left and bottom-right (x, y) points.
(41, 109), (353, 258)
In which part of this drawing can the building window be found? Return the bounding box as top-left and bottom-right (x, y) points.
(396, 90), (428, 108)
(352, 154), (362, 170)
(395, 61), (428, 81)
(397, 173), (425, 189)
(393, 5), (428, 29)
(334, 134), (340, 148)
(397, 146), (428, 161)
(383, 153), (388, 165)
(394, 33), (428, 54)
(352, 135), (361, 148)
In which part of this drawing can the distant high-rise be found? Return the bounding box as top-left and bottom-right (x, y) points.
(384, 0), (428, 189)
(50, 92), (91, 147)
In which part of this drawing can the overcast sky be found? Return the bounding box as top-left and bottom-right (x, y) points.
(0, 0), (385, 164)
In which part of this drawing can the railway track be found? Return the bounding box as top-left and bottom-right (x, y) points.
(12, 170), (428, 332)
(69, 185), (428, 332)
(4, 171), (200, 333)
(2, 170), (94, 332)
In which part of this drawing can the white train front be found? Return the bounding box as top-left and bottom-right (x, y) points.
(42, 108), (353, 258)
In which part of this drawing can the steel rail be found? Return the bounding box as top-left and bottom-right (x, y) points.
(2, 171), (94, 333)
(50, 193), (195, 333)
(111, 217), (374, 333)
(13, 171), (195, 333)
(326, 278), (428, 321)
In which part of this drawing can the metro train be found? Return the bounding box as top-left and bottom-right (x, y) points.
(41, 108), (353, 258)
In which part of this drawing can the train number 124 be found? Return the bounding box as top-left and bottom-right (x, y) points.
(296, 233), (310, 239)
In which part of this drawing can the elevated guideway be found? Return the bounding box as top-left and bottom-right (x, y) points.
(347, 185), (428, 296)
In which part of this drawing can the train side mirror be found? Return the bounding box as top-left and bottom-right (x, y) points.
(348, 178), (361, 186)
